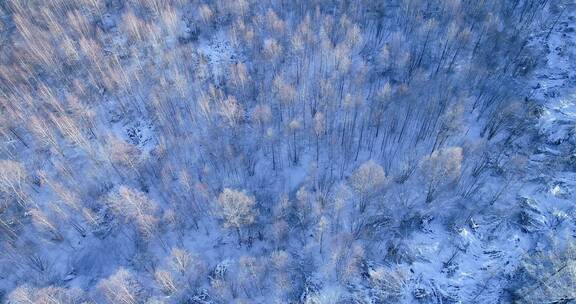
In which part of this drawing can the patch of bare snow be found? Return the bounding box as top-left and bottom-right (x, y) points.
(197, 31), (238, 82)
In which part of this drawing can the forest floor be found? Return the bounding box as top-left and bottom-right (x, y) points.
(399, 6), (576, 302)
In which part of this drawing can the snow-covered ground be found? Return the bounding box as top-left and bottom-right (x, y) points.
(532, 3), (576, 145)
(396, 6), (576, 302)
(0, 2), (574, 303)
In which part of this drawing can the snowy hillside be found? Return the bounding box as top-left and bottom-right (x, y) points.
(0, 0), (575, 303)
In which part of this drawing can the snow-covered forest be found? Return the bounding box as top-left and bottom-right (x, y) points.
(0, 0), (575, 303)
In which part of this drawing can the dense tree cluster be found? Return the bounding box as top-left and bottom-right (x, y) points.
(0, 0), (573, 303)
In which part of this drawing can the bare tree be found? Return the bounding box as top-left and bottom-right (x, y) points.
(288, 119), (301, 164)
(313, 112), (326, 162)
(349, 160), (387, 213)
(230, 62), (250, 91)
(218, 95), (245, 128)
(421, 146), (463, 203)
(317, 216), (329, 254)
(105, 135), (141, 178)
(107, 186), (158, 240)
(431, 103), (464, 154)
(29, 208), (63, 241)
(169, 247), (206, 288)
(169, 247), (192, 275)
(217, 188), (258, 245)
(154, 270), (179, 295)
(332, 183), (351, 233)
(98, 268), (144, 304)
(251, 103), (272, 134)
(368, 267), (408, 303)
(237, 255), (266, 297)
(0, 160), (28, 207)
(7, 285), (85, 304)
(199, 4), (214, 25)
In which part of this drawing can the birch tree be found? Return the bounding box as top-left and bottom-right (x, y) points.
(217, 188), (258, 245)
(349, 160), (387, 213)
(98, 268), (144, 304)
(421, 146), (463, 203)
(0, 160), (29, 207)
(107, 186), (158, 240)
